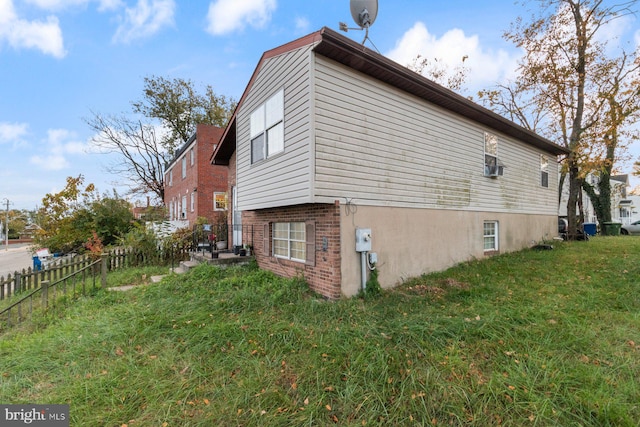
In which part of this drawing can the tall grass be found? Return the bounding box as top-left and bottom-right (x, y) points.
(1, 237), (639, 426)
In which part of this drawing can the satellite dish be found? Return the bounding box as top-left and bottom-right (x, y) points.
(339, 0), (379, 47)
(350, 0), (378, 29)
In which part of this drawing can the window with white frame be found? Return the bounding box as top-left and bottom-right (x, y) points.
(190, 192), (195, 212)
(484, 221), (499, 252)
(169, 201), (174, 220)
(214, 192), (227, 211)
(251, 89), (284, 163)
(181, 195), (187, 218)
(181, 157), (187, 178)
(168, 170), (173, 187)
(484, 132), (498, 176)
(540, 155), (549, 187)
(190, 148), (195, 166)
(273, 222), (305, 261)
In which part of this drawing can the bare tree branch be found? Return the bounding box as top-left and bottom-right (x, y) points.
(85, 112), (169, 201)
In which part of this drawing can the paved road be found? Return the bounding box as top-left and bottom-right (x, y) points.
(0, 244), (35, 278)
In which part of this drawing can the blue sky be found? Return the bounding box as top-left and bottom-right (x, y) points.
(1, 0), (639, 211)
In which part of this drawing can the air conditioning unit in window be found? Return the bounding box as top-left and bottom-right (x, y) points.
(486, 165), (505, 178)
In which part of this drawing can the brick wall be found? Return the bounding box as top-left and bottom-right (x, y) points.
(163, 125), (227, 226)
(242, 202), (342, 299)
(196, 126), (227, 225)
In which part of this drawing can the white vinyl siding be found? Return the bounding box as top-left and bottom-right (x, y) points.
(312, 55), (558, 216)
(237, 44), (313, 211)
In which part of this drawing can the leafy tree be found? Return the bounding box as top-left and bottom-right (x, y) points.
(86, 76), (236, 201)
(91, 196), (135, 246)
(4, 209), (31, 239)
(479, 0), (638, 237)
(34, 175), (97, 253)
(34, 175), (134, 253)
(408, 55), (470, 92)
(581, 51), (640, 223)
(132, 76), (236, 154)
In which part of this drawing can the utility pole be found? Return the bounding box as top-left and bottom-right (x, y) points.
(2, 198), (9, 251)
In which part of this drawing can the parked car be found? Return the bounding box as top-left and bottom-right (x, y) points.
(558, 218), (568, 235)
(621, 220), (640, 235)
(558, 217), (589, 240)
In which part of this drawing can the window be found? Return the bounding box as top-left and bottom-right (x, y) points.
(484, 221), (499, 252)
(540, 155), (549, 188)
(251, 89), (284, 163)
(181, 196), (187, 218)
(214, 192), (227, 211)
(190, 192), (195, 212)
(168, 170), (173, 187)
(169, 201), (173, 220)
(273, 222), (305, 261)
(484, 132), (498, 176)
(190, 148), (195, 166)
(181, 157), (187, 179)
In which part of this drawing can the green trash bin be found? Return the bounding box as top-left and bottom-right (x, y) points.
(601, 222), (621, 236)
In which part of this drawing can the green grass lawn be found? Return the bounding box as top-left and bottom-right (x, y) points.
(1, 237), (639, 426)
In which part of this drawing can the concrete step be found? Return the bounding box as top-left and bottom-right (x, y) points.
(179, 260), (200, 272)
(171, 266), (187, 274)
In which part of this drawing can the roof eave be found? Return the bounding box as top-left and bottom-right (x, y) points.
(211, 115), (236, 165)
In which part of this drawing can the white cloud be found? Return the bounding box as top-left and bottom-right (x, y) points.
(0, 0), (66, 58)
(206, 0), (276, 36)
(0, 0), (17, 23)
(24, 0), (122, 11)
(96, 0), (122, 12)
(0, 122), (29, 144)
(112, 0), (175, 44)
(47, 128), (89, 154)
(596, 15), (633, 45)
(29, 128), (92, 171)
(386, 22), (520, 93)
(24, 0), (88, 9)
(294, 16), (310, 34)
(30, 153), (70, 171)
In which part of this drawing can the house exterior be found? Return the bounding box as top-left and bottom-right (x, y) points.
(164, 124), (227, 227)
(212, 27), (569, 299)
(131, 197), (165, 221)
(559, 174), (635, 226)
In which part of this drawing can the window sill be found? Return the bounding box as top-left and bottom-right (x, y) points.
(250, 150), (285, 167)
(274, 255), (305, 264)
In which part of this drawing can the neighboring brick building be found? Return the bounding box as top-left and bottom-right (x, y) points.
(164, 124), (227, 227)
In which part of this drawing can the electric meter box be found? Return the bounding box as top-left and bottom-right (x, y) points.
(355, 228), (372, 252)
